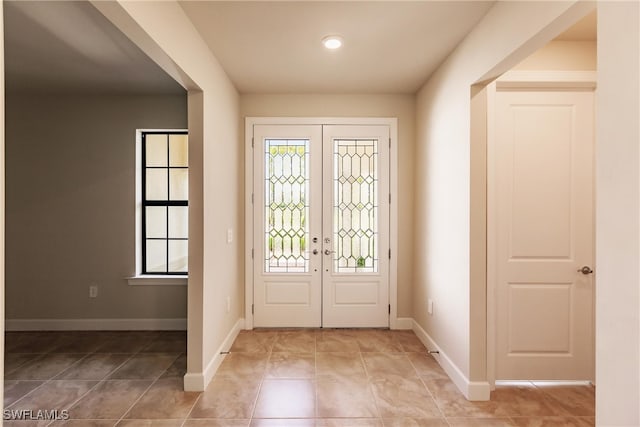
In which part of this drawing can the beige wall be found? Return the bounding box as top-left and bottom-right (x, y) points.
(0, 2), (636, 420)
(414, 0), (594, 393)
(240, 94), (416, 317)
(5, 93), (187, 320)
(93, 0), (242, 391)
(596, 2), (640, 425)
(513, 40), (596, 71)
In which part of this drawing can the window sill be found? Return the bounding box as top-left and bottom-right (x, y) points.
(127, 275), (188, 286)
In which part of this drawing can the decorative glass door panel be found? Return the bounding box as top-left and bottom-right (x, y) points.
(264, 139), (310, 274)
(333, 139), (379, 273)
(253, 123), (389, 328)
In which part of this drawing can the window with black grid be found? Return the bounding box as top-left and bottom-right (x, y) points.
(142, 131), (188, 274)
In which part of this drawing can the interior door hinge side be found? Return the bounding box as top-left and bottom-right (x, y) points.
(251, 248), (254, 259)
(252, 304), (254, 315)
(389, 138), (391, 148)
(389, 248), (391, 259)
(251, 193), (254, 204)
(389, 193), (391, 204)
(252, 137), (254, 148)
(388, 304), (391, 314)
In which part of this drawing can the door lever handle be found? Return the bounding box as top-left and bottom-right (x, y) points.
(578, 266), (593, 275)
(324, 249), (335, 256)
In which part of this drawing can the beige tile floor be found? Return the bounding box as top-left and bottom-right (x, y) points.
(3, 329), (595, 427)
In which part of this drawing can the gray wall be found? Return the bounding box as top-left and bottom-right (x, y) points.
(5, 93), (188, 321)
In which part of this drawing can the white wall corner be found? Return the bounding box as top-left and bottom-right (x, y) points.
(183, 372), (205, 392)
(412, 319), (490, 401)
(393, 317), (414, 330)
(467, 381), (492, 401)
(184, 317), (244, 392)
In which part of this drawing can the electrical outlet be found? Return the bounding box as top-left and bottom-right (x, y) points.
(89, 285), (98, 298)
(428, 299), (434, 315)
(227, 228), (233, 244)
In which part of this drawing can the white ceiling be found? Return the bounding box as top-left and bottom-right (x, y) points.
(3, 1), (596, 96)
(4, 1), (185, 95)
(180, 1), (494, 94)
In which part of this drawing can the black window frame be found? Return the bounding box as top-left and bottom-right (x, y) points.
(141, 130), (189, 275)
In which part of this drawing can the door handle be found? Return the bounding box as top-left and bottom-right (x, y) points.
(312, 249), (318, 255)
(578, 266), (594, 275)
(324, 249), (335, 256)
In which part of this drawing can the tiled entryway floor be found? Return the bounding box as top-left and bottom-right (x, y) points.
(4, 329), (595, 426)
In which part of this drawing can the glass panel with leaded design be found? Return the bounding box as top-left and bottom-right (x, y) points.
(333, 139), (378, 273)
(264, 139), (310, 273)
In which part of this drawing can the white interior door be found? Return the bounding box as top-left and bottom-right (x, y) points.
(252, 123), (390, 328)
(494, 89), (594, 380)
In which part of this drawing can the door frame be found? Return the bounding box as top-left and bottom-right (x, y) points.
(486, 71), (597, 387)
(244, 117), (399, 330)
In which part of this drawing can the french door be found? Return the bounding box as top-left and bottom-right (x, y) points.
(251, 123), (390, 327)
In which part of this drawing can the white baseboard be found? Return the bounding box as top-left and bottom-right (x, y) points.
(393, 317), (414, 330)
(184, 317), (245, 392)
(5, 318), (187, 331)
(412, 319), (490, 401)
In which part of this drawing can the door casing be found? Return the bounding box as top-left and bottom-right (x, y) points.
(486, 71), (597, 387)
(244, 117), (399, 329)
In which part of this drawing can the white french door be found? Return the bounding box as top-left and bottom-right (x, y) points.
(251, 123), (390, 327)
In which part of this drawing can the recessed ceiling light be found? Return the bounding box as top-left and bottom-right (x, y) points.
(322, 35), (343, 50)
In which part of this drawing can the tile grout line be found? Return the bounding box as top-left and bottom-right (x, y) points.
(114, 377), (160, 425)
(314, 330), (318, 421)
(359, 345), (383, 422)
(248, 331), (276, 422)
(180, 380), (203, 427)
(4, 352), (45, 377)
(45, 378), (105, 426)
(55, 351), (139, 426)
(6, 352), (98, 424)
(181, 336), (219, 427)
(113, 352), (182, 426)
(3, 331), (177, 426)
(4, 376), (49, 411)
(62, 353), (135, 427)
(65, 363), (156, 425)
(4, 335), (110, 419)
(408, 354), (448, 421)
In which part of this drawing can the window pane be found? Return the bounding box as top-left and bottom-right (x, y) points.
(169, 169), (188, 200)
(168, 240), (188, 273)
(146, 169), (168, 200)
(169, 134), (188, 167)
(141, 131), (188, 275)
(146, 134), (168, 167)
(168, 206), (188, 239)
(146, 206), (167, 238)
(146, 240), (167, 273)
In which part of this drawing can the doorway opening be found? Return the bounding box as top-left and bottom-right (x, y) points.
(244, 118), (399, 329)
